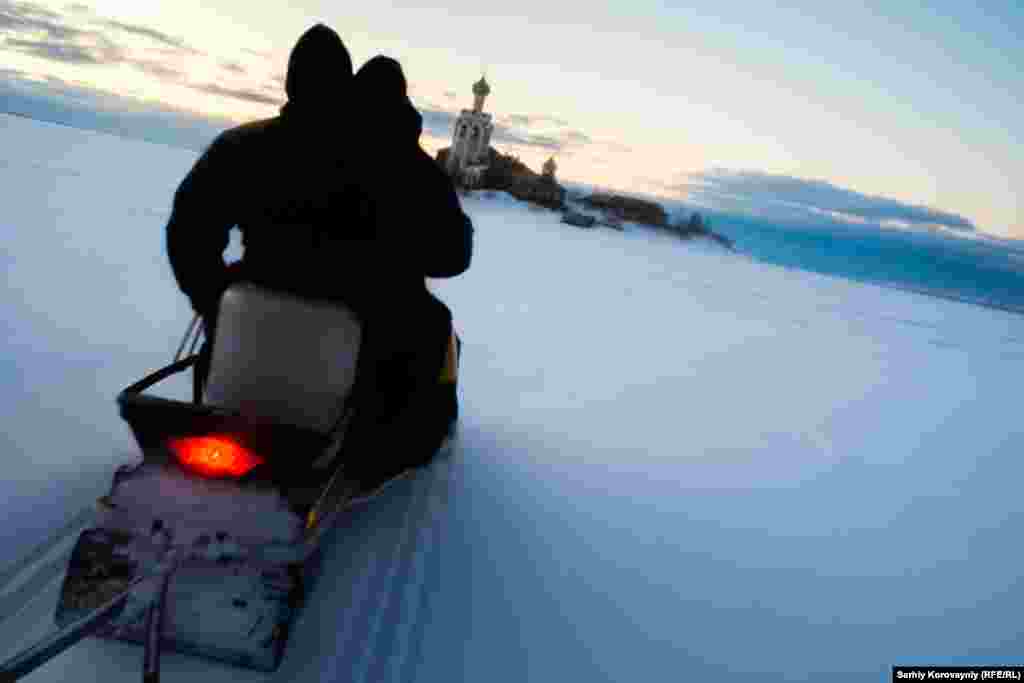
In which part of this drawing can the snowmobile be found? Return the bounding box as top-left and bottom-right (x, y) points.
(0, 282), (459, 682)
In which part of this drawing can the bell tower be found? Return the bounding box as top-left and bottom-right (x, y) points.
(446, 74), (495, 179)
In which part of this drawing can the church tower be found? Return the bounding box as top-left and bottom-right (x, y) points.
(446, 75), (495, 180)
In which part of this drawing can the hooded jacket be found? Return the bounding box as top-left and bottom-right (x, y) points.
(166, 25), (473, 324)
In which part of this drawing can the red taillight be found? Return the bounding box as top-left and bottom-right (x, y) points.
(167, 435), (264, 478)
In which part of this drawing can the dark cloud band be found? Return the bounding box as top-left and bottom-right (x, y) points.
(676, 169), (975, 232)
(0, 0), (203, 73)
(3, 35), (121, 64)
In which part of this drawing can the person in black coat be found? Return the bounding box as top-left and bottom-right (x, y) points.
(345, 55), (468, 485)
(165, 26), (472, 486)
(167, 25), (472, 326)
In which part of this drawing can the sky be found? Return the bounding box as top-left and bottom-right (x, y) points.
(0, 0), (1021, 238)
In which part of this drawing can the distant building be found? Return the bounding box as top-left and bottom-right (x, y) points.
(445, 76), (494, 183)
(433, 75), (566, 209)
(461, 163), (488, 189)
(542, 157), (557, 180)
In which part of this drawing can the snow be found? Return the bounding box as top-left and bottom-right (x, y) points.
(2, 111), (1024, 681)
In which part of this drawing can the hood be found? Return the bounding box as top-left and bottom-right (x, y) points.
(283, 24), (352, 113)
(354, 55), (423, 142)
(355, 56), (408, 99)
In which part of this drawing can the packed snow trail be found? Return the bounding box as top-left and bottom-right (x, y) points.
(2, 113), (1024, 681)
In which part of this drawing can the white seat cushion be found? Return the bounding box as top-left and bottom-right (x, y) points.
(204, 284), (362, 434)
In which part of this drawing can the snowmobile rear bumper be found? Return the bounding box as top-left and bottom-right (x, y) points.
(55, 527), (306, 673)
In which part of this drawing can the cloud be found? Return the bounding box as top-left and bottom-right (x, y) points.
(3, 34), (121, 63)
(243, 47), (273, 60)
(190, 82), (283, 107)
(491, 125), (563, 150)
(0, 68), (235, 150)
(3, 1), (626, 164)
(491, 124), (590, 152)
(500, 113), (532, 127)
(2, 2), (61, 27)
(597, 139), (632, 154)
(498, 113), (570, 128)
(671, 169), (976, 233)
(418, 102), (614, 160)
(486, 111), (594, 153)
(417, 106), (581, 152)
(564, 130), (592, 145)
(419, 107), (459, 137)
(99, 19), (197, 54)
(1, 1), (87, 41)
(1, 1), (202, 76)
(131, 59), (182, 80)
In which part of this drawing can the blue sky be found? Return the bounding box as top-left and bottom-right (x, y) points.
(1, 0), (1020, 238)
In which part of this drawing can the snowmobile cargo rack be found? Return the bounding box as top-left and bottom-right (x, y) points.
(1, 292), (366, 681)
(116, 352), (361, 562)
(0, 285), (448, 681)
(0, 353), (358, 681)
(117, 355), (333, 473)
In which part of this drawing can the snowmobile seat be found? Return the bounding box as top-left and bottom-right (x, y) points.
(203, 282), (363, 436)
(117, 283), (363, 478)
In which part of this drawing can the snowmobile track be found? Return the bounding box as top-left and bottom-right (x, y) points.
(322, 446), (456, 683)
(0, 509), (97, 623)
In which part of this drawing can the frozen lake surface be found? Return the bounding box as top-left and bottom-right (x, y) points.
(1, 113), (1022, 680)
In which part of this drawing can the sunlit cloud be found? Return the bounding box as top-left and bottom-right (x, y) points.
(0, 1), (289, 118)
(241, 47), (273, 60)
(98, 18), (199, 54)
(0, 68), (234, 150)
(1, 1), (200, 63)
(1, 1), (193, 77)
(415, 103), (597, 157)
(189, 82), (282, 107)
(220, 60), (246, 74)
(1, 0), (75, 39)
(0, 0), (1017, 239)
(2, 1), (643, 185)
(131, 58), (182, 81)
(3, 34), (119, 63)
(0, 2), (1000, 241)
(500, 113), (570, 128)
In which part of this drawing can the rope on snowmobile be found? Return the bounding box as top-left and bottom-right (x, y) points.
(173, 314), (200, 364)
(187, 319), (203, 358)
(0, 548), (180, 682)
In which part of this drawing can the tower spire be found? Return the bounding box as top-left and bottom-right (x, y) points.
(472, 73), (491, 113)
(445, 71), (495, 185)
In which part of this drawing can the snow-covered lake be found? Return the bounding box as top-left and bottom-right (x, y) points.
(1, 112), (1022, 681)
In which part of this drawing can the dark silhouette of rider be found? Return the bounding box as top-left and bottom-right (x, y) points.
(166, 25), (472, 487)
